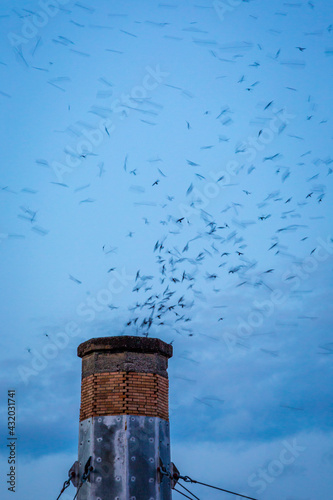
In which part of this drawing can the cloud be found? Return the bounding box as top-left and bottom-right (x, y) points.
(0, 452), (77, 500)
(171, 431), (333, 500)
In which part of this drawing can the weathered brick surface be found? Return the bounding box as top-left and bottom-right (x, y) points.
(79, 371), (169, 421)
(81, 351), (169, 379)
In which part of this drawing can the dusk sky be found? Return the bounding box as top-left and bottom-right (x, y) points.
(0, 0), (333, 499)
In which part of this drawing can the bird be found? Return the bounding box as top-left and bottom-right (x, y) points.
(69, 275), (82, 284)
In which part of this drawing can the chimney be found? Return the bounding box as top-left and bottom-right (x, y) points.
(75, 335), (173, 500)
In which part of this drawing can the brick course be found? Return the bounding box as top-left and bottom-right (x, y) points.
(79, 371), (169, 421)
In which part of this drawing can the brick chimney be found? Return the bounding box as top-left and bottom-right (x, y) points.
(76, 335), (173, 499)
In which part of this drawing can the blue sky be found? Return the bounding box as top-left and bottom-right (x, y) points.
(0, 0), (333, 499)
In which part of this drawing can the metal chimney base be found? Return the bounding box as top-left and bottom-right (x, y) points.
(77, 415), (172, 500)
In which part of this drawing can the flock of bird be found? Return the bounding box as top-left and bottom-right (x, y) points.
(1, 1), (332, 353)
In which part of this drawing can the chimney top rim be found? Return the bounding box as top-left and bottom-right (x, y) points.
(77, 335), (173, 359)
